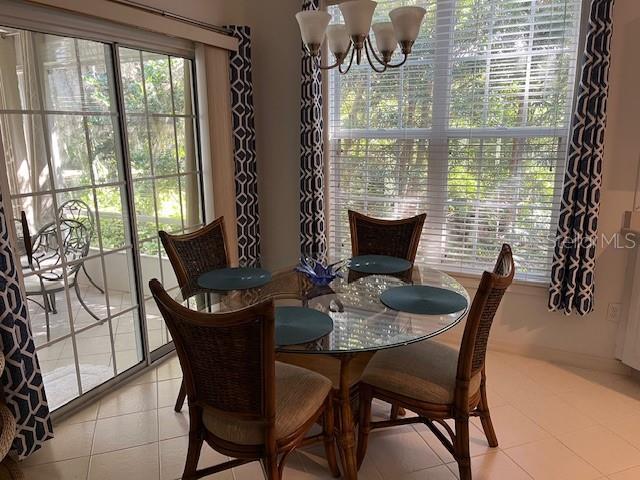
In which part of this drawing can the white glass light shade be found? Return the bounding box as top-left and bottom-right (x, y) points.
(389, 6), (426, 42)
(327, 24), (351, 55)
(372, 22), (397, 54)
(339, 0), (377, 37)
(295, 11), (331, 47)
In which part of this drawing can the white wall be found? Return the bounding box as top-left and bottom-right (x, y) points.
(136, 0), (640, 367)
(137, 0), (302, 269)
(434, 0), (640, 369)
(135, 0), (250, 26)
(247, 0), (304, 269)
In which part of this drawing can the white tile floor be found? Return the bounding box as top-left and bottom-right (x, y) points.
(20, 349), (640, 480)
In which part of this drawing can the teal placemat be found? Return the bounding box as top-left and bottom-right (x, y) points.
(380, 285), (468, 315)
(275, 306), (334, 346)
(349, 255), (412, 274)
(197, 267), (272, 291)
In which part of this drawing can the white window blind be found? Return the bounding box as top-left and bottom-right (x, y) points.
(327, 0), (582, 282)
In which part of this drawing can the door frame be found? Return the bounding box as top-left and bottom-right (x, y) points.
(0, 24), (207, 419)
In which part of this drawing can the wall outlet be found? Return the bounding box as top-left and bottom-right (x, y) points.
(607, 303), (622, 323)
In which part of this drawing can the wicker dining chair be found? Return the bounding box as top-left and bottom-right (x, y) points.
(348, 210), (426, 281)
(159, 217), (230, 412)
(159, 216), (230, 292)
(356, 244), (515, 480)
(149, 279), (339, 480)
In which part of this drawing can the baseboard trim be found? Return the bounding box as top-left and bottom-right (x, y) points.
(438, 333), (633, 376)
(487, 340), (634, 375)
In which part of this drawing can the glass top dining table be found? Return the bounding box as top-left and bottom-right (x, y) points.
(175, 263), (470, 355)
(175, 262), (470, 480)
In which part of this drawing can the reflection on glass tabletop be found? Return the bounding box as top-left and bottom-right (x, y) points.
(175, 264), (469, 355)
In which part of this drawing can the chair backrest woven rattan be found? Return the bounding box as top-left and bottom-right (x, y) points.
(348, 210), (426, 262)
(457, 244), (515, 385)
(150, 279), (275, 420)
(159, 217), (230, 291)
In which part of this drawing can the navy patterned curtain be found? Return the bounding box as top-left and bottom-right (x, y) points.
(549, 0), (615, 315)
(227, 26), (261, 266)
(0, 193), (52, 458)
(300, 0), (328, 263)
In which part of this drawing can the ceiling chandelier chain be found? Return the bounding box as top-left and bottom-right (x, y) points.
(296, 0), (426, 75)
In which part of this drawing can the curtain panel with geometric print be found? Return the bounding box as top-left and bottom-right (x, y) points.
(549, 0), (615, 315)
(299, 0), (328, 263)
(227, 25), (261, 266)
(0, 193), (53, 458)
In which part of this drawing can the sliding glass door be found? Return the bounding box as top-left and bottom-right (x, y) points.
(0, 27), (203, 410)
(117, 47), (203, 353)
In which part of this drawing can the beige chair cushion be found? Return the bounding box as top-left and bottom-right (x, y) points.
(361, 341), (481, 404)
(202, 362), (332, 445)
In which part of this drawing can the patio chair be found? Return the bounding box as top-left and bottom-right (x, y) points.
(23, 218), (101, 341)
(57, 199), (103, 294)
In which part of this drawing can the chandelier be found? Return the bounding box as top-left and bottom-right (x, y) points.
(296, 0), (426, 74)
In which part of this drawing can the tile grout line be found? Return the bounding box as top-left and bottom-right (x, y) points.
(156, 366), (162, 480)
(413, 418), (539, 480)
(500, 440), (587, 480)
(411, 422), (455, 465)
(28, 350), (640, 480)
(86, 407), (99, 480)
(365, 425), (441, 479)
(496, 385), (609, 438)
(87, 438), (163, 460)
(489, 450), (535, 480)
(548, 423), (640, 477)
(609, 464), (640, 478)
(157, 382), (162, 480)
(86, 375), (162, 462)
(414, 377), (598, 479)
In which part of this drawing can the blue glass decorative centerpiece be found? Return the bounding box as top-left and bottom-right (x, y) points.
(295, 257), (344, 286)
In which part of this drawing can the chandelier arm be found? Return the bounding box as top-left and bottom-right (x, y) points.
(339, 48), (356, 74)
(317, 56), (341, 70)
(386, 53), (409, 69)
(365, 35), (387, 67)
(317, 43), (353, 71)
(364, 40), (387, 74)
